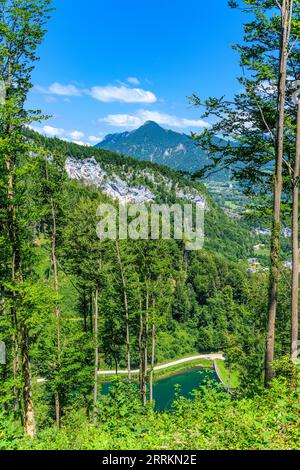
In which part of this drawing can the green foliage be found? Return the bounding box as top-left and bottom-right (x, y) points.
(0, 0), (298, 449)
(190, 0), (300, 221)
(6, 377), (300, 450)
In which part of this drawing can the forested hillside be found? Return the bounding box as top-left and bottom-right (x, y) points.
(0, 0), (299, 453)
(30, 130), (251, 259)
(1, 121), (296, 449)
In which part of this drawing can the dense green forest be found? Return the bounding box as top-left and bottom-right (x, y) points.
(0, 0), (299, 451)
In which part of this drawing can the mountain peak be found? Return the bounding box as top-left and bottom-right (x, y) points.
(133, 120), (166, 135)
(127, 120), (167, 140)
(142, 120), (162, 128)
(97, 121), (229, 179)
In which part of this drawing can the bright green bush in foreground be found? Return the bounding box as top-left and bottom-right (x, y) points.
(2, 377), (299, 451)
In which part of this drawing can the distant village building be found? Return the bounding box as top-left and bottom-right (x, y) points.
(255, 228), (271, 236)
(254, 227), (291, 238)
(247, 258), (260, 265)
(247, 265), (258, 273)
(247, 257), (261, 273)
(254, 243), (266, 251)
(282, 228), (292, 238)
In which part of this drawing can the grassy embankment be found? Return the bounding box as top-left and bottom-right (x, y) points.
(98, 355), (229, 384)
(215, 359), (240, 389)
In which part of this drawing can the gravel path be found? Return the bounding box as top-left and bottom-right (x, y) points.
(97, 353), (225, 375)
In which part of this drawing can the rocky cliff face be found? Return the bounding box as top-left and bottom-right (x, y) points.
(66, 157), (155, 203)
(65, 156), (205, 207)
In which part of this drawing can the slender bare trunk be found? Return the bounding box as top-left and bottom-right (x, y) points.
(83, 291), (88, 332)
(183, 247), (189, 272)
(6, 148), (35, 435)
(50, 194), (61, 428)
(265, 0), (292, 386)
(114, 354), (118, 375)
(149, 296), (156, 405)
(5, 61), (22, 421)
(21, 324), (36, 438)
(143, 286), (149, 406)
(139, 298), (144, 400)
(291, 99), (300, 361)
(5, 53), (36, 438)
(6, 156), (20, 420)
(115, 241), (131, 381)
(89, 292), (93, 334)
(93, 286), (99, 424)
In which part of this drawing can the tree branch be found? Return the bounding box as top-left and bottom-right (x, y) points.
(288, 36), (299, 57)
(255, 100), (275, 143)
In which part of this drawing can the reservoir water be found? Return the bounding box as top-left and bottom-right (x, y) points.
(101, 367), (218, 411)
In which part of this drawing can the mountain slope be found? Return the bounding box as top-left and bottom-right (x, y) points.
(30, 130), (251, 260)
(97, 121), (229, 180)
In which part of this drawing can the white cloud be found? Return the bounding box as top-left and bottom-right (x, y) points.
(36, 83), (82, 97)
(36, 82), (157, 104)
(127, 77), (140, 85)
(69, 130), (84, 140)
(36, 126), (90, 144)
(100, 110), (210, 129)
(90, 86), (157, 103)
(88, 135), (103, 143)
(140, 110), (210, 128)
(30, 124), (92, 147)
(256, 80), (277, 96)
(73, 140), (90, 146)
(42, 125), (65, 137)
(101, 114), (142, 127)
(49, 83), (82, 96)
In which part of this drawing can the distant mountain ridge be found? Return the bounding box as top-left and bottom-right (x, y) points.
(96, 121), (229, 180)
(28, 129), (251, 259)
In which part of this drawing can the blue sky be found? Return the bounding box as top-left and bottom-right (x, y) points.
(28, 0), (245, 145)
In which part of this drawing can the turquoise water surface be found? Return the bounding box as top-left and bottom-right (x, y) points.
(101, 367), (217, 411)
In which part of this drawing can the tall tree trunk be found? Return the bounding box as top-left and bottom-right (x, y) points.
(6, 146), (35, 434)
(83, 291), (88, 333)
(113, 353), (118, 375)
(12, 333), (19, 419)
(183, 246), (189, 272)
(291, 97), (300, 362)
(50, 193), (61, 428)
(149, 296), (156, 405)
(115, 241), (131, 381)
(21, 324), (36, 438)
(6, 155), (20, 421)
(5, 60), (22, 422)
(93, 286), (99, 425)
(143, 285), (149, 406)
(265, 0), (293, 386)
(139, 298), (144, 401)
(89, 292), (93, 334)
